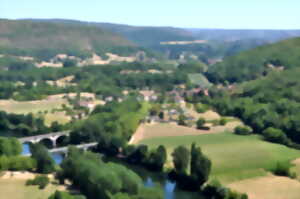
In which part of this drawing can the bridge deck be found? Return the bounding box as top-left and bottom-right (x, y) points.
(49, 142), (98, 153)
(19, 131), (70, 143)
(23, 142), (98, 156)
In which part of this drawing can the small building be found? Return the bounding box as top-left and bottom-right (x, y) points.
(139, 90), (158, 102)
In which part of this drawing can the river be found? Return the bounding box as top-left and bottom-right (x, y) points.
(22, 143), (63, 164)
(22, 143), (203, 199)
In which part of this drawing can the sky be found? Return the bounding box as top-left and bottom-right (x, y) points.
(1, 0), (299, 29)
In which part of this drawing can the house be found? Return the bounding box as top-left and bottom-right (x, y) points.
(79, 101), (95, 110)
(139, 90), (158, 102)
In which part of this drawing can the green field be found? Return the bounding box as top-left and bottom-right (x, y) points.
(140, 133), (300, 183)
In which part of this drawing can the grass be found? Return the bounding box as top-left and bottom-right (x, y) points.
(0, 178), (61, 199)
(140, 133), (300, 184)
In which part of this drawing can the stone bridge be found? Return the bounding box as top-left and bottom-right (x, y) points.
(49, 142), (98, 155)
(19, 131), (70, 147)
(23, 142), (98, 157)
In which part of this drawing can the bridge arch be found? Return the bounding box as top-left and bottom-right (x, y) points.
(39, 138), (54, 149)
(56, 135), (69, 147)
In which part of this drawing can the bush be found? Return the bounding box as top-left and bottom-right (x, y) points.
(202, 180), (248, 199)
(219, 118), (227, 126)
(26, 175), (50, 189)
(178, 114), (187, 126)
(195, 103), (209, 113)
(234, 126), (253, 135)
(262, 127), (291, 145)
(196, 118), (206, 129)
(271, 162), (296, 178)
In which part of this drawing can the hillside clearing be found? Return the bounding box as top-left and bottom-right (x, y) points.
(140, 133), (300, 183)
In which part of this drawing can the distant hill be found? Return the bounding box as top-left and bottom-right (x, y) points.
(187, 28), (300, 42)
(0, 19), (141, 60)
(6, 19), (300, 62)
(27, 19), (195, 47)
(207, 37), (300, 83)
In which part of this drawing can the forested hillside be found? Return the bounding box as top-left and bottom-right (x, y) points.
(201, 68), (300, 147)
(207, 37), (300, 83)
(0, 19), (140, 59)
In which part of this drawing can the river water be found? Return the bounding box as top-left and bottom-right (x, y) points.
(22, 143), (63, 164)
(22, 144), (203, 199)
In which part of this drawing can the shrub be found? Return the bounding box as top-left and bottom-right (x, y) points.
(202, 180), (248, 199)
(219, 118), (227, 126)
(26, 175), (50, 189)
(271, 162), (296, 178)
(234, 126), (253, 135)
(195, 103), (209, 113)
(262, 127), (290, 145)
(178, 114), (187, 126)
(196, 118), (206, 129)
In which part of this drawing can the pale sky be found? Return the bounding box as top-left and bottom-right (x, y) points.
(0, 0), (299, 29)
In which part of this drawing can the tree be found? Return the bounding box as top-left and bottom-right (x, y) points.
(147, 145), (167, 171)
(196, 118), (206, 129)
(59, 148), (148, 199)
(127, 145), (148, 164)
(190, 143), (211, 187)
(158, 112), (164, 120)
(0, 137), (22, 156)
(30, 143), (55, 174)
(51, 121), (63, 132)
(63, 59), (77, 68)
(172, 145), (190, 174)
